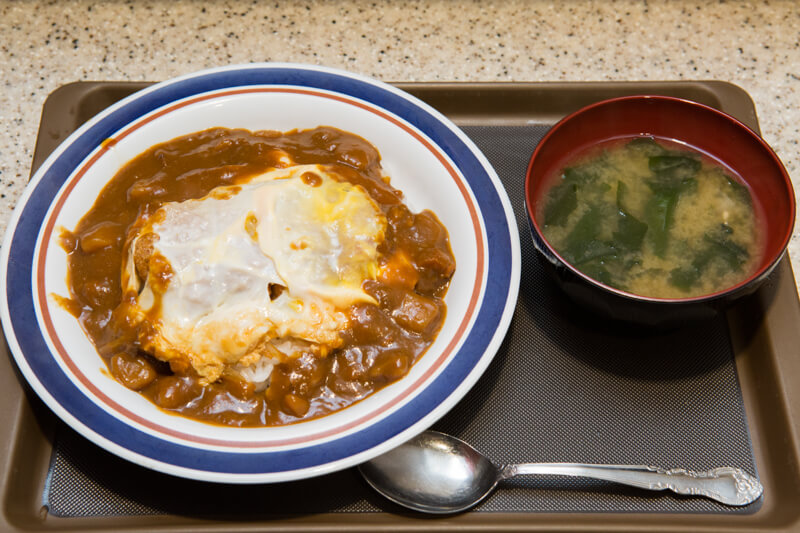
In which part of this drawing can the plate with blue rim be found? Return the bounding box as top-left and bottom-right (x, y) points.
(0, 63), (520, 483)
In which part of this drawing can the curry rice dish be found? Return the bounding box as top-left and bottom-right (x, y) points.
(59, 126), (456, 427)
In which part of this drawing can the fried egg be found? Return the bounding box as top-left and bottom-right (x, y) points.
(121, 164), (387, 384)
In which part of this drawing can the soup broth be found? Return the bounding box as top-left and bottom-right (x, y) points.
(538, 137), (761, 299)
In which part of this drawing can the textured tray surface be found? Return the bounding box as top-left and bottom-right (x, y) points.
(43, 124), (759, 517)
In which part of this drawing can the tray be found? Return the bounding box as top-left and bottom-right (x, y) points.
(2, 81), (799, 532)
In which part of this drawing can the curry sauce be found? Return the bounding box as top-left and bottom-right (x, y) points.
(61, 126), (455, 427)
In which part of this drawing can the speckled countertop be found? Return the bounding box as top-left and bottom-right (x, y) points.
(2, 0), (799, 290)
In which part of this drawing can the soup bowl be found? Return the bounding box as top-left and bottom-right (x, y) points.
(525, 95), (795, 327)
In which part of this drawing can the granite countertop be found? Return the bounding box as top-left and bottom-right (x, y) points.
(2, 0), (798, 291)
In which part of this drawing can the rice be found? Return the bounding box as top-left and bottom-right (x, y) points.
(234, 356), (278, 392)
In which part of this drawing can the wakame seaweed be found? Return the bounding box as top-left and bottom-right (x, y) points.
(668, 224), (749, 292)
(645, 173), (697, 257)
(543, 181), (577, 226)
(649, 154), (702, 182)
(614, 181), (648, 251)
(626, 136), (667, 156)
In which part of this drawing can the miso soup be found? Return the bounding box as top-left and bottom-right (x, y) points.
(538, 136), (762, 299)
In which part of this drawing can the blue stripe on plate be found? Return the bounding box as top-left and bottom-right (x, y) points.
(6, 65), (514, 475)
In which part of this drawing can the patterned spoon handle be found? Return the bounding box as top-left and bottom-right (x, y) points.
(502, 463), (763, 506)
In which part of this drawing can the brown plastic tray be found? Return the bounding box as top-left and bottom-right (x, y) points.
(2, 81), (800, 532)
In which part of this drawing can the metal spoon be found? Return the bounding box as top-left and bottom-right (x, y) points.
(359, 430), (763, 513)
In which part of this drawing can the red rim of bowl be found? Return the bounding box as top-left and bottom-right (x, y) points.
(524, 94), (796, 304)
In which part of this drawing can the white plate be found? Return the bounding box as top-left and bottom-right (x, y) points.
(0, 64), (520, 483)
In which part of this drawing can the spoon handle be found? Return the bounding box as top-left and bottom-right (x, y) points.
(502, 463), (762, 506)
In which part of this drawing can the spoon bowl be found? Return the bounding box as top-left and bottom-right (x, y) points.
(359, 430), (764, 513)
(359, 430), (500, 513)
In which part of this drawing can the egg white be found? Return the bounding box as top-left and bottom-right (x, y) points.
(121, 164), (386, 384)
